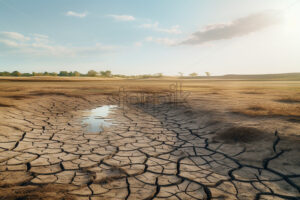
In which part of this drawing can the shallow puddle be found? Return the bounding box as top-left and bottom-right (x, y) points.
(82, 105), (117, 133)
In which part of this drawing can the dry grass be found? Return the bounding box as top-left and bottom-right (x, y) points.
(0, 184), (75, 200)
(0, 171), (76, 200)
(93, 166), (128, 184)
(276, 97), (300, 104)
(240, 89), (265, 95)
(247, 105), (266, 111)
(0, 170), (75, 200)
(0, 97), (15, 107)
(0, 77), (300, 200)
(0, 77), (300, 120)
(0, 103), (12, 107)
(0, 76), (299, 198)
(213, 127), (266, 143)
(0, 172), (32, 187)
(233, 102), (300, 118)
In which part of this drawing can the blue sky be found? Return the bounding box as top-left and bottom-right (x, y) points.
(0, 0), (299, 75)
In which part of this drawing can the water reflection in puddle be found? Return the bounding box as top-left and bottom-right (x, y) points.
(82, 105), (117, 133)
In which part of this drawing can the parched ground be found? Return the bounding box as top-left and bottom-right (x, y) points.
(0, 94), (299, 200)
(0, 78), (299, 199)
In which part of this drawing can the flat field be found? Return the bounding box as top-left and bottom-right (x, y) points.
(0, 77), (299, 199)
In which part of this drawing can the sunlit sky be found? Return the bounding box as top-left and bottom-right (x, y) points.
(0, 0), (299, 75)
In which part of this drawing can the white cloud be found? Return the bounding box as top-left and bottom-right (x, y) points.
(181, 10), (282, 45)
(0, 31), (30, 41)
(32, 33), (49, 39)
(145, 37), (153, 42)
(32, 33), (50, 44)
(145, 36), (177, 46)
(140, 22), (182, 34)
(107, 14), (135, 21)
(140, 22), (159, 29)
(65, 11), (87, 18)
(0, 31), (116, 57)
(73, 43), (115, 55)
(0, 39), (18, 47)
(134, 42), (142, 47)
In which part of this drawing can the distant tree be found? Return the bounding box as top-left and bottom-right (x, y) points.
(0, 71), (10, 76)
(178, 72), (184, 77)
(43, 72), (49, 76)
(113, 74), (127, 78)
(205, 72), (211, 77)
(21, 73), (32, 77)
(154, 73), (163, 77)
(73, 71), (81, 77)
(58, 71), (69, 76)
(11, 71), (21, 76)
(140, 74), (151, 78)
(100, 70), (112, 77)
(87, 70), (97, 77)
(49, 72), (57, 76)
(189, 72), (198, 77)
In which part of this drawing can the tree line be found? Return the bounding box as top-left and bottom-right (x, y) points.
(0, 70), (113, 77)
(0, 70), (165, 78)
(0, 70), (211, 78)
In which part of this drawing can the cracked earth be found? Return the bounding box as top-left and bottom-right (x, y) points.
(0, 95), (299, 200)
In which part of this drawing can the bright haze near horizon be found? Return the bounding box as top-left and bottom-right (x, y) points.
(0, 0), (299, 76)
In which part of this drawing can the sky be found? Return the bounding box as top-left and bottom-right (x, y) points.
(0, 0), (299, 75)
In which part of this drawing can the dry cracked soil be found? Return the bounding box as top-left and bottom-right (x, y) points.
(0, 94), (299, 200)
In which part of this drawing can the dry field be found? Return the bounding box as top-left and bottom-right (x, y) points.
(0, 77), (299, 199)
